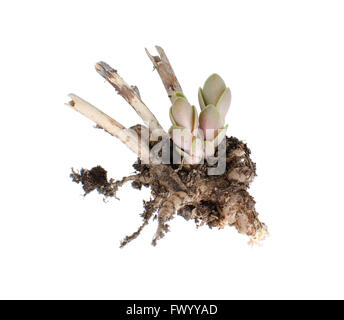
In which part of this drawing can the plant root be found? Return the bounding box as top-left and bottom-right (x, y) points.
(71, 136), (268, 246)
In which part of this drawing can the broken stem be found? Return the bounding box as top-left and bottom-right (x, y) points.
(66, 94), (150, 162)
(95, 61), (164, 132)
(145, 46), (183, 102)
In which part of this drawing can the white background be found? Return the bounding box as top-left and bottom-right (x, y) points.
(0, 0), (343, 299)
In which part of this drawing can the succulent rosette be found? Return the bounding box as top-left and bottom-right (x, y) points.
(169, 93), (203, 164)
(169, 74), (231, 163)
(198, 74), (231, 157)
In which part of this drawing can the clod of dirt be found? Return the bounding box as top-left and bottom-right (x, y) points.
(71, 166), (107, 194)
(71, 136), (267, 246)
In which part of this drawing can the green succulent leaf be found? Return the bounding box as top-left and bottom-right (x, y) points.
(204, 140), (215, 158)
(191, 136), (204, 154)
(170, 97), (193, 130)
(198, 87), (206, 110)
(216, 87), (231, 119)
(213, 124), (228, 147)
(191, 105), (199, 135)
(172, 92), (187, 102)
(169, 106), (177, 126)
(203, 125), (228, 157)
(169, 125), (194, 153)
(202, 74), (226, 106)
(199, 105), (224, 141)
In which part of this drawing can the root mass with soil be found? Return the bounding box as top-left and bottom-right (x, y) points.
(67, 46), (268, 246)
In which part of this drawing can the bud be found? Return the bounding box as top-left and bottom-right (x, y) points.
(169, 74), (231, 163)
(169, 93), (203, 164)
(198, 74), (231, 118)
(198, 74), (231, 157)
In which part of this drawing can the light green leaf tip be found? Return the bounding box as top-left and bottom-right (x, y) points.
(202, 73), (226, 106)
(198, 87), (206, 110)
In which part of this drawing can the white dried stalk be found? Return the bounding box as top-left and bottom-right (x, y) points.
(66, 94), (150, 162)
(145, 46), (183, 102)
(95, 62), (164, 132)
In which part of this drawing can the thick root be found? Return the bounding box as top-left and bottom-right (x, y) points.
(152, 191), (188, 246)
